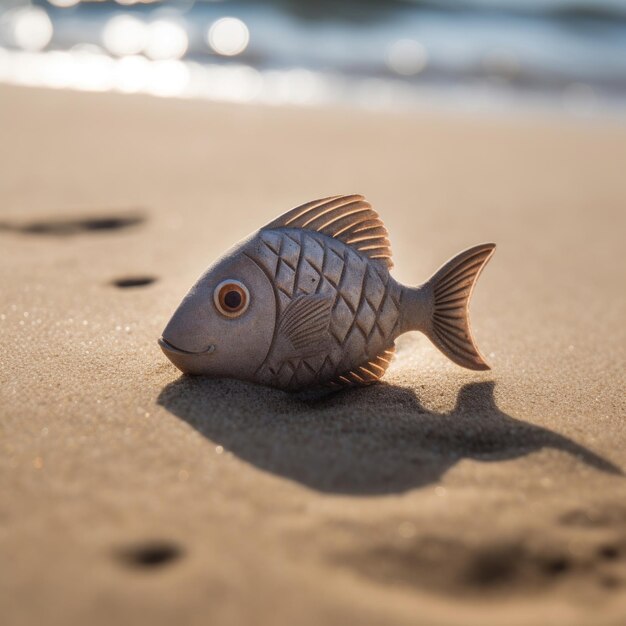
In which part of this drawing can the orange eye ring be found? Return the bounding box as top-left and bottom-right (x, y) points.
(214, 280), (250, 318)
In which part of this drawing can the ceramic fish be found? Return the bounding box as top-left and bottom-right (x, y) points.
(159, 195), (495, 391)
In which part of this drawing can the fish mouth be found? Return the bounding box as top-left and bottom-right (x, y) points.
(158, 337), (215, 356)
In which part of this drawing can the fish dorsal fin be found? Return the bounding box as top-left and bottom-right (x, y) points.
(328, 345), (396, 388)
(264, 195), (393, 269)
(278, 294), (332, 353)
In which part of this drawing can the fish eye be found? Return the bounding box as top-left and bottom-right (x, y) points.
(214, 279), (250, 318)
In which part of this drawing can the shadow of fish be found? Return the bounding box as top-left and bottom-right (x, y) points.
(159, 195), (495, 391)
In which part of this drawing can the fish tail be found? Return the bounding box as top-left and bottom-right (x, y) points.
(417, 243), (496, 370)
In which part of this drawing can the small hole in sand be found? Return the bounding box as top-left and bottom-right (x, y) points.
(117, 541), (182, 569)
(465, 548), (519, 586)
(600, 575), (620, 589)
(543, 556), (570, 575)
(112, 276), (157, 289)
(598, 545), (619, 560)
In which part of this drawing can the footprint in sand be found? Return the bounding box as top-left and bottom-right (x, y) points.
(111, 276), (157, 289)
(0, 211), (146, 236)
(115, 540), (183, 570)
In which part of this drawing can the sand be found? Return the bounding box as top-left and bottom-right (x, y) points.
(0, 85), (625, 626)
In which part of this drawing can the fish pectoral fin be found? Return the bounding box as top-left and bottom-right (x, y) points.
(277, 294), (333, 354)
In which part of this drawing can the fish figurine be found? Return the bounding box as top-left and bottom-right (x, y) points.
(159, 194), (495, 391)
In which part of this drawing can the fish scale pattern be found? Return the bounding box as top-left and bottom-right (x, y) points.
(247, 228), (403, 390)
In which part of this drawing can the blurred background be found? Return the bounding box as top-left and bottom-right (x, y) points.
(1, 0), (626, 116)
(2, 3), (626, 626)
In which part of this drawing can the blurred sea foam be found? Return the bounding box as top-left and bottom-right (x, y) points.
(1, 0), (626, 116)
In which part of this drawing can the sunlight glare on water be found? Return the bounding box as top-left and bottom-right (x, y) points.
(114, 54), (150, 93)
(386, 39), (428, 76)
(0, 1), (624, 117)
(145, 59), (189, 97)
(48, 0), (81, 7)
(207, 17), (250, 57)
(102, 15), (147, 57)
(10, 7), (53, 53)
(144, 20), (188, 61)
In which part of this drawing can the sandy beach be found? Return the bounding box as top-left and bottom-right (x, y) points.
(1, 84), (625, 625)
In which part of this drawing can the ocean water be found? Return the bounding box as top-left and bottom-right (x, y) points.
(1, 0), (626, 116)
